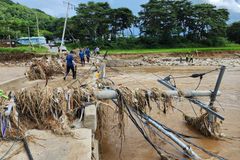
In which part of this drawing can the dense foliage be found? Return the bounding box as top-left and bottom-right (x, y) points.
(138, 0), (229, 46)
(67, 0), (231, 48)
(227, 21), (240, 44)
(0, 0), (56, 40)
(1, 0), (239, 49)
(66, 2), (134, 45)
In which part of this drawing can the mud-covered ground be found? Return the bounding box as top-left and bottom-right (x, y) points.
(0, 66), (26, 83)
(106, 53), (240, 67)
(0, 53), (240, 160)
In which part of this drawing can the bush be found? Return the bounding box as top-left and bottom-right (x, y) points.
(65, 36), (232, 51)
(0, 45), (48, 54)
(227, 21), (240, 44)
(201, 37), (228, 47)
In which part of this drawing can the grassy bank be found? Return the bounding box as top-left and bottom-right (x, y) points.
(1, 45), (240, 55)
(103, 46), (240, 55)
(0, 46), (49, 54)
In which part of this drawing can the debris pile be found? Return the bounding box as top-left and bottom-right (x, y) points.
(26, 58), (64, 81)
(1, 84), (174, 143)
(142, 57), (240, 67)
(96, 78), (114, 89)
(0, 98), (20, 138)
(116, 86), (173, 114)
(184, 113), (221, 137)
(97, 85), (223, 138)
(107, 57), (240, 67)
(1, 85), (94, 138)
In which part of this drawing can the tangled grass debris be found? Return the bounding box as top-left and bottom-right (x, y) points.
(96, 78), (115, 89)
(25, 57), (64, 82)
(1, 85), (94, 138)
(184, 112), (221, 137)
(115, 86), (173, 114)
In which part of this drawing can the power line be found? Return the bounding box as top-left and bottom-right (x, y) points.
(61, 0), (76, 50)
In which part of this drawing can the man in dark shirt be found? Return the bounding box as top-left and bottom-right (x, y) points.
(85, 48), (91, 63)
(64, 51), (76, 80)
(79, 49), (85, 66)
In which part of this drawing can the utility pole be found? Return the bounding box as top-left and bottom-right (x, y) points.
(28, 27), (32, 48)
(8, 27), (11, 47)
(36, 13), (40, 37)
(60, 0), (75, 52)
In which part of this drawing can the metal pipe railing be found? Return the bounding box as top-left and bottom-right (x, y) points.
(140, 112), (201, 159)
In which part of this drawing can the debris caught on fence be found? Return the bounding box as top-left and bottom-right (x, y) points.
(116, 86), (173, 114)
(184, 113), (221, 137)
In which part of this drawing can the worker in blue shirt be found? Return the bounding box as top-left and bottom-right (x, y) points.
(79, 49), (85, 66)
(85, 48), (91, 63)
(64, 51), (76, 80)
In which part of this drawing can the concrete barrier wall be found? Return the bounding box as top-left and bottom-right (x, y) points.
(83, 104), (99, 160)
(84, 105), (97, 132)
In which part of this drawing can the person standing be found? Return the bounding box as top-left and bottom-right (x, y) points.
(79, 49), (85, 66)
(85, 48), (91, 63)
(180, 56), (183, 63)
(64, 51), (76, 80)
(186, 54), (189, 63)
(94, 47), (100, 55)
(189, 54), (194, 63)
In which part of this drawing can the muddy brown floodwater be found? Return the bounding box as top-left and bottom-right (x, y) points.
(101, 66), (240, 160)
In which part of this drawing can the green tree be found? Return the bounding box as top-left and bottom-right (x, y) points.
(173, 0), (193, 37)
(138, 0), (229, 47)
(51, 18), (65, 39)
(227, 21), (240, 44)
(74, 2), (112, 42)
(109, 8), (134, 39)
(187, 4), (229, 41)
(139, 0), (177, 43)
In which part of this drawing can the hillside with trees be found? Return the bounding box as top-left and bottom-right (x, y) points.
(0, 0), (56, 40)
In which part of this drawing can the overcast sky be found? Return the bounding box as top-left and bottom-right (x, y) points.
(12, 0), (240, 22)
